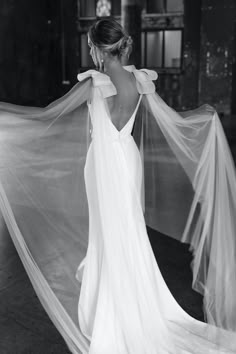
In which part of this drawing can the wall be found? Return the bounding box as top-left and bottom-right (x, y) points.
(199, 0), (236, 115)
(181, 0), (202, 109)
(0, 0), (78, 106)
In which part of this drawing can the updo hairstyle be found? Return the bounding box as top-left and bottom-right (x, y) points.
(88, 18), (133, 59)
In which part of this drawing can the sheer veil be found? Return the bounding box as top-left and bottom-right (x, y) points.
(139, 92), (236, 330)
(0, 78), (92, 353)
(0, 65), (236, 353)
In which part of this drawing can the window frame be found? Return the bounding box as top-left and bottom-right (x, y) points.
(141, 27), (184, 73)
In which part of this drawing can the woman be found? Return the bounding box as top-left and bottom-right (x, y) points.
(1, 18), (236, 353)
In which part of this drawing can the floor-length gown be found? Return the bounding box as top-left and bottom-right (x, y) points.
(1, 65), (236, 353)
(76, 68), (236, 353)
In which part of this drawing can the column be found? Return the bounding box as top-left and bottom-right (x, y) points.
(121, 0), (142, 67)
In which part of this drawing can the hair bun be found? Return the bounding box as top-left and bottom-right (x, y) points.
(118, 35), (133, 57)
(88, 19), (133, 58)
(121, 35), (133, 49)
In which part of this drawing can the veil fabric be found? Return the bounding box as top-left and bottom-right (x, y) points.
(0, 65), (236, 352)
(140, 94), (236, 331)
(0, 78), (92, 353)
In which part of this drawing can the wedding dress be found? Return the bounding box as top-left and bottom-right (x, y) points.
(0, 65), (236, 353)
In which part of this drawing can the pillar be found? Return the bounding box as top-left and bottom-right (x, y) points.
(181, 0), (202, 109)
(121, 0), (142, 67)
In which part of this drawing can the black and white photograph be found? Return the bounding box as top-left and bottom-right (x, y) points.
(1, 1), (236, 353)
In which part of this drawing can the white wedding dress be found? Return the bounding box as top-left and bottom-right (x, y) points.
(0, 65), (236, 353)
(75, 68), (236, 353)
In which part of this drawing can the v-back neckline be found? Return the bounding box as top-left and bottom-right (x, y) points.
(105, 94), (142, 134)
(103, 68), (142, 133)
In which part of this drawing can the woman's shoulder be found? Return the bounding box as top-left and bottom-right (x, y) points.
(77, 69), (117, 98)
(125, 65), (158, 82)
(77, 66), (158, 96)
(119, 66), (158, 94)
(77, 67), (158, 82)
(77, 69), (109, 85)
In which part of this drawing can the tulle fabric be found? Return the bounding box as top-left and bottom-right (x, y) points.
(0, 65), (235, 353)
(0, 79), (92, 353)
(140, 95), (236, 331)
(78, 86), (236, 354)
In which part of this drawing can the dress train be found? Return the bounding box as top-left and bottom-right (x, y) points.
(76, 71), (236, 353)
(0, 66), (235, 353)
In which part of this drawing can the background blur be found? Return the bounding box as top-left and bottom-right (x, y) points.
(0, 0), (235, 116)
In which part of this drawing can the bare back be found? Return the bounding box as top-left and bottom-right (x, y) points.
(105, 69), (140, 132)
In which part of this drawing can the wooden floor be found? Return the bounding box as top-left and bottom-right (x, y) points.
(0, 115), (236, 354)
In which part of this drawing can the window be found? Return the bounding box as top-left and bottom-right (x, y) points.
(96, 0), (111, 17)
(146, 0), (184, 13)
(142, 30), (182, 69)
(142, 32), (163, 67)
(79, 0), (120, 17)
(164, 31), (182, 67)
(79, 0), (184, 17)
(80, 29), (183, 70)
(78, 0), (183, 70)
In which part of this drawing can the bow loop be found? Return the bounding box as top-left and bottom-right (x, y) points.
(133, 69), (158, 94)
(77, 70), (117, 98)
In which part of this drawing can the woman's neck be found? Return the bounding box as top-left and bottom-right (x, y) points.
(104, 59), (124, 79)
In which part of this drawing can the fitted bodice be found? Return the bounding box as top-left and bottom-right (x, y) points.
(87, 91), (142, 143)
(78, 66), (157, 143)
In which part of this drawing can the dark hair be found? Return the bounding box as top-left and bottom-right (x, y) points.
(88, 18), (133, 58)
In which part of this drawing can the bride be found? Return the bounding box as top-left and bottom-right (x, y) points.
(1, 17), (236, 353)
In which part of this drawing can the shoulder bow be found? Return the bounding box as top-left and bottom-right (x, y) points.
(132, 69), (158, 94)
(77, 67), (157, 97)
(77, 70), (117, 98)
